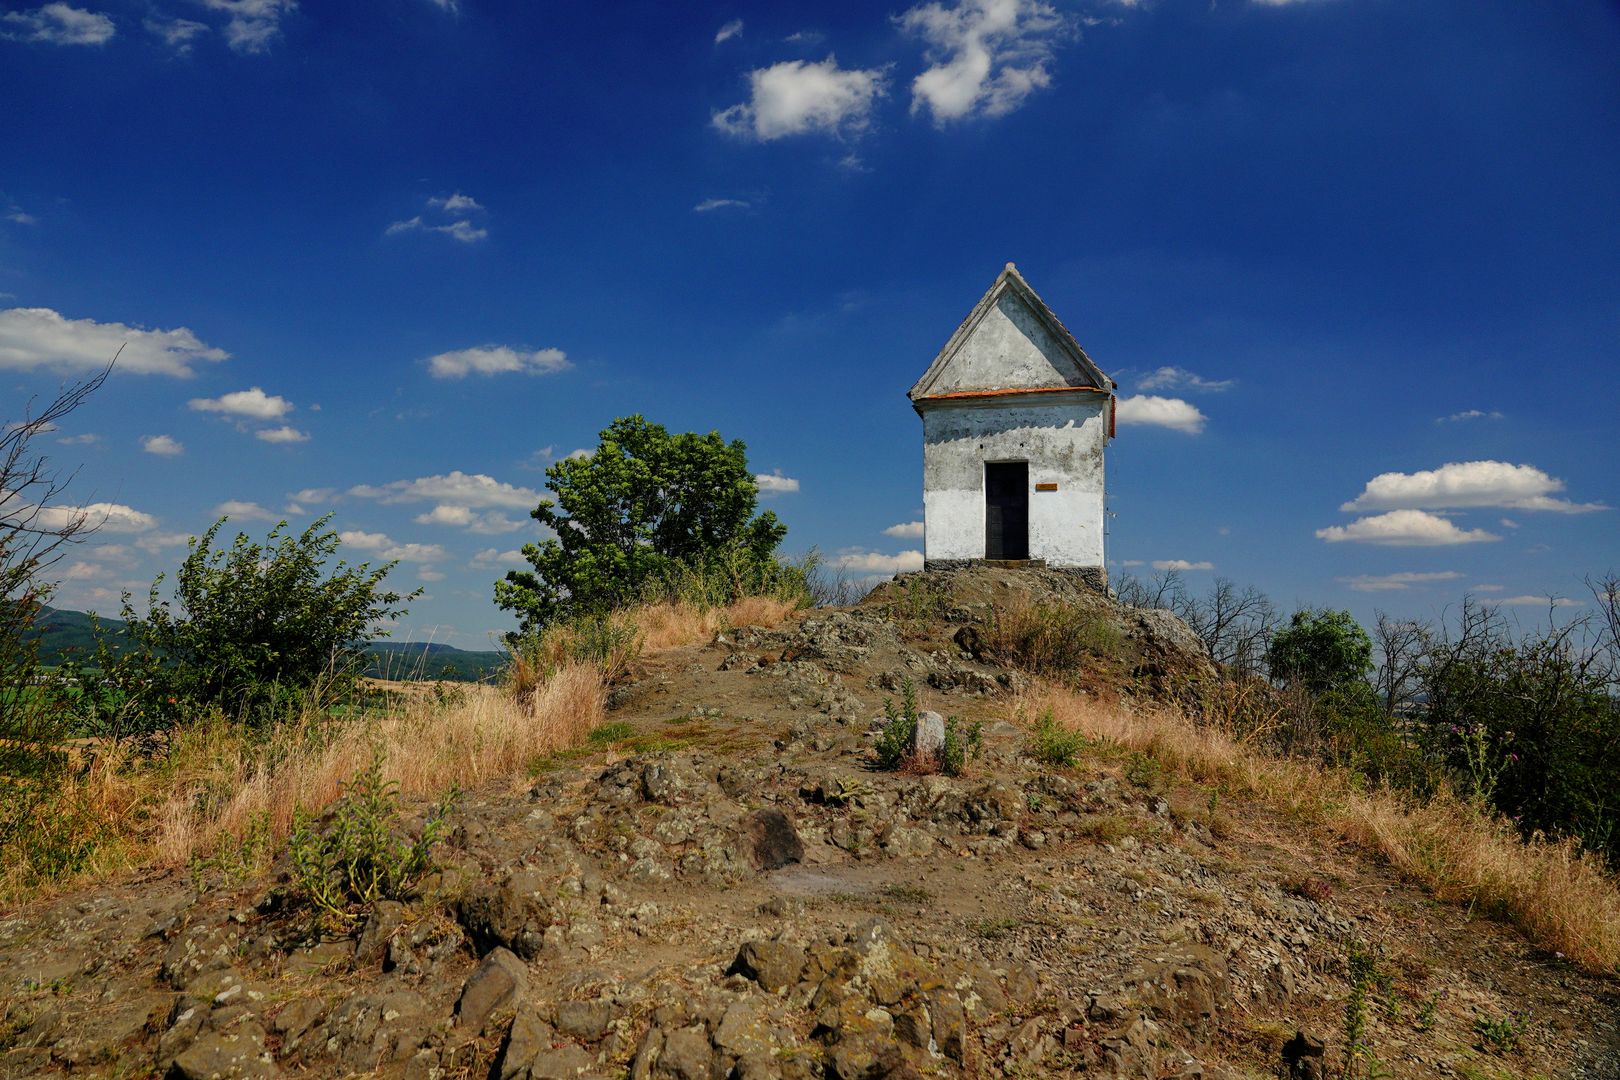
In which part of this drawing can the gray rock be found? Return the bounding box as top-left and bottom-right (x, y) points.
(529, 1043), (596, 1078)
(744, 809), (804, 871)
(556, 998), (615, 1041)
(729, 940), (806, 994)
(456, 947), (530, 1032)
(910, 711), (947, 764)
(496, 1008), (556, 1080)
(654, 1025), (714, 1080)
(355, 900), (408, 965)
(454, 869), (554, 959)
(169, 1028), (277, 1079)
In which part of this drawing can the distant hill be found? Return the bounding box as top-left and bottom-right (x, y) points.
(23, 607), (503, 683)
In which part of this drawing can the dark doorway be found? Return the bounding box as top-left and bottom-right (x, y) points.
(984, 461), (1029, 560)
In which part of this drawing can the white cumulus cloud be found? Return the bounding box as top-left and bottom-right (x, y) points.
(883, 521), (924, 538)
(898, 0), (1072, 124)
(469, 548), (527, 570)
(140, 434), (183, 456)
(1337, 571), (1463, 593)
(1114, 395), (1206, 434)
(1341, 461), (1605, 514)
(255, 424), (309, 444)
(32, 501), (156, 534)
(213, 499), (276, 521)
(1315, 509), (1499, 547)
(0, 307), (229, 377)
(413, 505), (525, 534)
(339, 530), (448, 563)
(188, 386), (292, 420)
(350, 471), (541, 510)
(1151, 559), (1213, 571)
(713, 57), (887, 141)
(2, 4), (116, 46)
(427, 345), (570, 379)
(387, 192), (488, 243)
(832, 548), (924, 574)
(755, 470), (800, 495)
(429, 192), (483, 212)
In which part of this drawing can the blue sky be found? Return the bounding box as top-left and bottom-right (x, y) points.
(3, 0), (1617, 648)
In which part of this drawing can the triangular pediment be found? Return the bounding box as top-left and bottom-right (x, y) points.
(909, 264), (1112, 402)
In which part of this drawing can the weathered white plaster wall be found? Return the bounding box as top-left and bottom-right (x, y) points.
(927, 293), (1089, 394)
(920, 395), (1107, 567)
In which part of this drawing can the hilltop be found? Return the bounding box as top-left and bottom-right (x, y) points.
(1, 567), (1615, 1080)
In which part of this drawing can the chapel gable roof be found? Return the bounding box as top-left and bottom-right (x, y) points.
(909, 263), (1113, 404)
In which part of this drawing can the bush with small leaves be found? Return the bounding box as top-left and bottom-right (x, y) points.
(1028, 707), (1086, 767)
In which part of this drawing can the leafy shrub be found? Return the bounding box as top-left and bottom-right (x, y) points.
(1028, 707), (1086, 767)
(1268, 608), (1373, 697)
(113, 516), (416, 728)
(287, 746), (456, 923)
(495, 415), (792, 635)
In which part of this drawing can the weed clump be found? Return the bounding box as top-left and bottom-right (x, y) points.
(288, 745), (456, 924)
(874, 678), (981, 777)
(1027, 707), (1086, 767)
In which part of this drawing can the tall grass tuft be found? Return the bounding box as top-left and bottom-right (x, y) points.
(989, 597), (1122, 678)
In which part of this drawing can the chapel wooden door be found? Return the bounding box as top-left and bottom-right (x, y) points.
(984, 461), (1029, 560)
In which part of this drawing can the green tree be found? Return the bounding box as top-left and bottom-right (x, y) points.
(116, 515), (416, 725)
(494, 415), (788, 635)
(1267, 608), (1373, 696)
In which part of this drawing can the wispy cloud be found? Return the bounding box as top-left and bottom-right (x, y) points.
(693, 197), (752, 213)
(469, 547), (527, 570)
(0, 307), (229, 377)
(1337, 570), (1463, 592)
(898, 0), (1073, 124)
(427, 345), (570, 379)
(755, 470), (800, 495)
(386, 192), (489, 243)
(883, 521), (924, 538)
(145, 16), (208, 52)
(1114, 394), (1206, 434)
(2, 4), (116, 46)
(198, 0), (295, 55)
(832, 547), (924, 574)
(140, 434), (184, 456)
(713, 57), (888, 141)
(714, 18), (743, 44)
(1498, 595), (1583, 608)
(1436, 409), (1503, 424)
(1135, 366), (1233, 393)
(188, 386), (293, 420)
(1341, 461), (1606, 514)
(1316, 509), (1499, 546)
(350, 471), (541, 510)
(1152, 559), (1213, 571)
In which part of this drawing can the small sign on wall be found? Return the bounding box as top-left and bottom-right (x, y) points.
(1035, 482), (1058, 492)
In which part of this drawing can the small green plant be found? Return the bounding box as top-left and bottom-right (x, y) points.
(880, 883), (933, 903)
(587, 721), (637, 744)
(940, 716), (984, 777)
(287, 745), (456, 924)
(1415, 991), (1440, 1032)
(1472, 1011), (1528, 1054)
(189, 810), (271, 890)
(874, 679), (920, 771)
(1123, 752), (1163, 791)
(1028, 707), (1085, 767)
(1341, 940), (1394, 1080)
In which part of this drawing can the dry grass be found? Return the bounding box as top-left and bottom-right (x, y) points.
(1018, 682), (1620, 975)
(633, 596), (798, 652)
